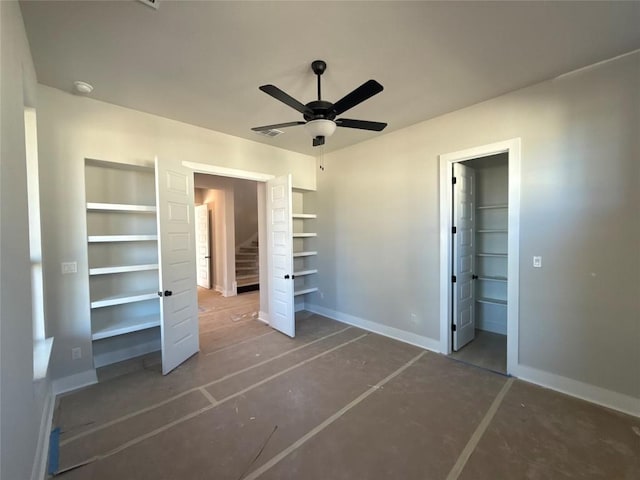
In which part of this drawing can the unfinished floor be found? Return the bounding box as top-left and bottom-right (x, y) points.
(53, 290), (639, 479)
(449, 329), (507, 374)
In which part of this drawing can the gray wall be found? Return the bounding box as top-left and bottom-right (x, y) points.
(0, 2), (51, 478)
(36, 85), (315, 381)
(309, 52), (640, 400)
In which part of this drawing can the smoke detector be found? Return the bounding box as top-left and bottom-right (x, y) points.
(137, 0), (160, 9)
(73, 81), (93, 95)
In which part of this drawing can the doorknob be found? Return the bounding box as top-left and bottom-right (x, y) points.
(284, 274), (290, 279)
(158, 290), (173, 297)
(204, 256), (210, 258)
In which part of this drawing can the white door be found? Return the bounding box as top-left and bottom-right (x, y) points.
(266, 174), (294, 337)
(452, 162), (476, 351)
(195, 204), (211, 289)
(155, 157), (199, 374)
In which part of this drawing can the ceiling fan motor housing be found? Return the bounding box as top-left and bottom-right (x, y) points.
(304, 100), (336, 121)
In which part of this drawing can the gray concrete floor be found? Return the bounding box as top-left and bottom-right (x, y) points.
(449, 329), (507, 374)
(52, 290), (639, 479)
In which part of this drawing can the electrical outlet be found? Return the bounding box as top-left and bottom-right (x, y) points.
(62, 261), (77, 274)
(71, 347), (82, 360)
(533, 256), (542, 268)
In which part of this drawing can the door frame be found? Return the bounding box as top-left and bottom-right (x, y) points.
(438, 138), (521, 375)
(182, 161), (275, 324)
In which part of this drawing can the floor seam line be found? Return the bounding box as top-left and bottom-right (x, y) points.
(60, 326), (353, 446)
(205, 330), (277, 356)
(445, 377), (515, 480)
(242, 350), (427, 480)
(59, 332), (369, 465)
(199, 387), (219, 405)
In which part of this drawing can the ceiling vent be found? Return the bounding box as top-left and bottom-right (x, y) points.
(137, 0), (159, 10)
(254, 129), (284, 138)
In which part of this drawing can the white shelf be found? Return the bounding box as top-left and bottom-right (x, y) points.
(293, 251), (317, 258)
(87, 202), (157, 213)
(477, 204), (508, 210)
(294, 269), (318, 277)
(476, 253), (508, 257)
(89, 264), (159, 275)
(477, 275), (508, 282)
(92, 314), (160, 341)
(85, 158), (154, 172)
(477, 229), (508, 233)
(292, 213), (317, 219)
(476, 297), (507, 306)
(293, 233), (317, 238)
(91, 291), (158, 309)
(294, 287), (318, 296)
(88, 234), (158, 243)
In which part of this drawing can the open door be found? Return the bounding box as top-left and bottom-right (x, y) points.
(195, 204), (211, 289)
(452, 162), (476, 351)
(155, 157), (199, 374)
(266, 174), (295, 337)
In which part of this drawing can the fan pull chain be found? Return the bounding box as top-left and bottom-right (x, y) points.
(319, 145), (325, 171)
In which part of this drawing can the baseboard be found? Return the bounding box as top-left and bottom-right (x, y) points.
(257, 310), (269, 325)
(477, 320), (506, 335)
(52, 369), (97, 396)
(514, 364), (640, 418)
(214, 284), (224, 294)
(305, 303), (441, 353)
(294, 301), (306, 313)
(31, 389), (55, 480)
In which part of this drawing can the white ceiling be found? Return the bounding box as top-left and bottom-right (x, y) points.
(20, 1), (640, 155)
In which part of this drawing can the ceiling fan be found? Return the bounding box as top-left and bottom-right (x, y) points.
(252, 60), (387, 147)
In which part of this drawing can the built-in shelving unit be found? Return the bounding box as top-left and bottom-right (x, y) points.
(85, 158), (161, 367)
(472, 161), (509, 335)
(292, 189), (318, 308)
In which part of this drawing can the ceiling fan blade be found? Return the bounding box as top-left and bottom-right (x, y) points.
(313, 136), (325, 147)
(336, 118), (387, 131)
(333, 80), (384, 116)
(252, 121), (305, 132)
(259, 85), (313, 116)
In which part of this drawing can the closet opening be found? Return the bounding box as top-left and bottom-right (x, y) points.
(439, 139), (521, 376)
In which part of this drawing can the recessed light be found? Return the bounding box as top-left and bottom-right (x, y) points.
(73, 81), (93, 95)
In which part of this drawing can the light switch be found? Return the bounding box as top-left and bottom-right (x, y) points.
(62, 261), (77, 274)
(533, 256), (542, 268)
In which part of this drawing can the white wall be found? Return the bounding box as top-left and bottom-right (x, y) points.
(36, 85), (315, 381)
(0, 2), (52, 479)
(309, 52), (640, 405)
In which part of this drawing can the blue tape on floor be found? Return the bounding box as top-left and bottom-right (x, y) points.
(48, 427), (60, 475)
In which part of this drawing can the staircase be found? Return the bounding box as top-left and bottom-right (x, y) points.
(235, 240), (259, 293)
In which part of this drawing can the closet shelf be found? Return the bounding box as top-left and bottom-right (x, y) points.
(92, 314), (160, 341)
(293, 233), (317, 238)
(87, 203), (157, 213)
(477, 229), (508, 233)
(476, 297), (507, 306)
(477, 275), (508, 282)
(88, 234), (158, 243)
(294, 287), (318, 296)
(89, 264), (159, 275)
(293, 269), (318, 277)
(292, 213), (317, 219)
(293, 251), (317, 258)
(477, 204), (508, 210)
(91, 291), (158, 309)
(476, 253), (508, 257)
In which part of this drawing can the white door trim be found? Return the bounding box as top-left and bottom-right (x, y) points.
(439, 138), (521, 375)
(182, 161), (275, 182)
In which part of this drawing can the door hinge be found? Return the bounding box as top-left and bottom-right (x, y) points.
(451, 275), (457, 283)
(452, 177), (457, 185)
(451, 324), (457, 332)
(452, 226), (457, 234)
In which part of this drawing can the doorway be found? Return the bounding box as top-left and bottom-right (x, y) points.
(439, 139), (521, 375)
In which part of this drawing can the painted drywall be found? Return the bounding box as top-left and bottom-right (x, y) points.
(36, 85), (315, 380)
(309, 52), (640, 400)
(0, 3), (52, 479)
(233, 180), (258, 248)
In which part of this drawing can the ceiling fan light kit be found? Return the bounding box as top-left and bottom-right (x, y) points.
(253, 60), (387, 147)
